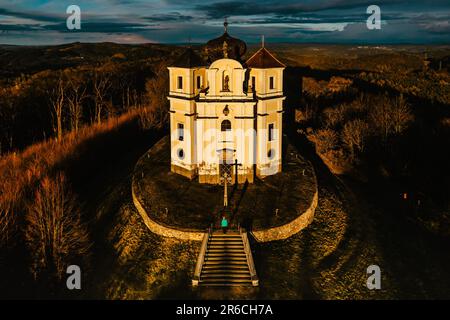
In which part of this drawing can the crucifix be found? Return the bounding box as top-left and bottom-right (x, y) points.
(230, 159), (242, 186)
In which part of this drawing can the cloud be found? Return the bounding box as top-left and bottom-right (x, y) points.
(43, 21), (160, 33)
(143, 12), (193, 22)
(0, 7), (62, 23)
(0, 0), (449, 44)
(195, 0), (409, 19)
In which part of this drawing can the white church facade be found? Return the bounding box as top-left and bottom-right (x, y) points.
(168, 23), (285, 184)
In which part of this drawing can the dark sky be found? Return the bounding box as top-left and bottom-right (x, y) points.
(0, 0), (449, 45)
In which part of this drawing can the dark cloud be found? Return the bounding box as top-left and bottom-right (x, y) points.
(0, 24), (42, 32)
(195, 0), (408, 19)
(0, 0), (449, 44)
(0, 8), (62, 23)
(231, 12), (410, 25)
(41, 21), (156, 33)
(143, 13), (193, 22)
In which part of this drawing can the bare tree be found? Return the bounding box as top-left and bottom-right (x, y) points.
(48, 74), (66, 141)
(323, 105), (345, 128)
(370, 94), (393, 142)
(370, 94), (413, 141)
(25, 173), (90, 281)
(391, 94), (414, 135)
(0, 87), (17, 153)
(92, 69), (112, 125)
(309, 128), (339, 154)
(342, 119), (370, 160)
(139, 63), (169, 129)
(0, 184), (19, 248)
(66, 75), (87, 133)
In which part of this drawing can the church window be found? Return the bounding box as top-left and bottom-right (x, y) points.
(177, 76), (183, 90)
(268, 123), (275, 141)
(221, 120), (231, 132)
(251, 76), (256, 91)
(269, 76), (275, 90)
(178, 148), (184, 159)
(268, 149), (275, 159)
(197, 76), (201, 89)
(177, 123), (184, 141)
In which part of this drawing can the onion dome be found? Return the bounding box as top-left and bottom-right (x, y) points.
(203, 19), (247, 62)
(171, 47), (206, 68)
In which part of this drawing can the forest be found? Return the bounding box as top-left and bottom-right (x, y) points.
(0, 43), (449, 298)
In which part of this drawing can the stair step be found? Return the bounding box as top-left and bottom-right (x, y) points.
(198, 283), (253, 287)
(205, 256), (247, 261)
(206, 252), (246, 256)
(203, 265), (250, 270)
(208, 246), (243, 249)
(208, 242), (244, 250)
(211, 235), (241, 238)
(199, 278), (253, 284)
(201, 275), (251, 280)
(202, 268), (250, 276)
(208, 247), (244, 250)
(209, 242), (243, 245)
(205, 260), (247, 264)
(207, 249), (245, 253)
(206, 254), (246, 258)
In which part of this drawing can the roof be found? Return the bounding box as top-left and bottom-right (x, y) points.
(171, 48), (205, 68)
(245, 47), (285, 69)
(204, 32), (247, 62)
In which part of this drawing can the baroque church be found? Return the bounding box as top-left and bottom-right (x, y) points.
(168, 21), (285, 184)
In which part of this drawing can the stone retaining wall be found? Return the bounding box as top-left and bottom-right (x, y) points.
(251, 190), (318, 242)
(131, 142), (318, 243)
(132, 180), (205, 241)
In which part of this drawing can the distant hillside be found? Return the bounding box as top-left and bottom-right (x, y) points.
(0, 42), (184, 80)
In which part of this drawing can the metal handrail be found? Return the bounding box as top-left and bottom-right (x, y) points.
(192, 225), (212, 286)
(241, 230), (259, 286)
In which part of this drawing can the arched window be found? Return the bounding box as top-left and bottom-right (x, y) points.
(221, 120), (231, 131)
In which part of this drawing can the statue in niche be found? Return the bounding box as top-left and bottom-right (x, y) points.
(223, 75), (230, 91)
(223, 41), (228, 58)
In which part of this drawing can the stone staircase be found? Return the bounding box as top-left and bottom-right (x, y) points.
(193, 230), (258, 287)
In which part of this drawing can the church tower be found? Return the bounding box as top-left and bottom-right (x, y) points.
(167, 48), (206, 179)
(246, 42), (285, 178)
(168, 21), (285, 184)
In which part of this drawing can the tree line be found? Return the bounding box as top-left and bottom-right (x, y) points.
(0, 60), (169, 155)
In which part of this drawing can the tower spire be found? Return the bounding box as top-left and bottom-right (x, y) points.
(224, 17), (228, 33)
(262, 35), (265, 48)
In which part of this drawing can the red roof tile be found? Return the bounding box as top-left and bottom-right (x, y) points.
(245, 47), (285, 69)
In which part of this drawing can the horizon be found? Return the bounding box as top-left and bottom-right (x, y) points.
(0, 0), (449, 45)
(2, 41), (450, 48)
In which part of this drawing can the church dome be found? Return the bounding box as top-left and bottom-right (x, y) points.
(203, 19), (247, 62)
